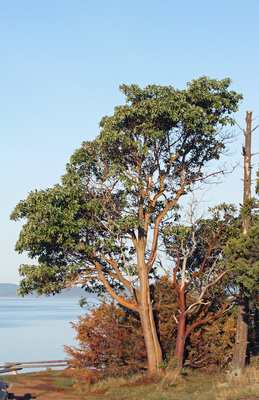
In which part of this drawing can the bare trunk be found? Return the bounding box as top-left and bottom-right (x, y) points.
(242, 111), (252, 234)
(229, 292), (249, 376)
(230, 111), (252, 375)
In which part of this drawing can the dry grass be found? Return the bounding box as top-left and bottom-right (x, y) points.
(220, 363), (259, 400)
(79, 360), (259, 400)
(90, 373), (145, 389)
(3, 357), (259, 400)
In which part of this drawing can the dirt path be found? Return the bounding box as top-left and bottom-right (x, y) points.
(4, 371), (79, 400)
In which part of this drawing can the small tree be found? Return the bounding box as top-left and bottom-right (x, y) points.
(11, 78), (242, 374)
(162, 203), (238, 368)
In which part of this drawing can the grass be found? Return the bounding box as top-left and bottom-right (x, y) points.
(91, 367), (258, 400)
(52, 374), (75, 390)
(3, 357), (259, 400)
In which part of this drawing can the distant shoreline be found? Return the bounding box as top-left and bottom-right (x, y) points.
(0, 283), (97, 299)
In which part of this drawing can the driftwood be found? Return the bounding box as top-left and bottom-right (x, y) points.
(0, 360), (70, 374)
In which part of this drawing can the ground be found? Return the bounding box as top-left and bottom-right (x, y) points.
(2, 365), (259, 400)
(5, 371), (78, 400)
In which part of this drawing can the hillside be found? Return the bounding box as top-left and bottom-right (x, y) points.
(0, 283), (19, 297)
(0, 283), (96, 298)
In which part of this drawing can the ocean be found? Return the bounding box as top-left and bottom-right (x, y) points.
(0, 297), (98, 373)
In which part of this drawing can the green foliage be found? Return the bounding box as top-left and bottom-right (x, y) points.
(10, 184), (92, 295)
(224, 224), (259, 298)
(256, 169), (259, 195)
(11, 78), (242, 298)
(225, 169), (259, 299)
(240, 198), (257, 221)
(165, 357), (180, 371)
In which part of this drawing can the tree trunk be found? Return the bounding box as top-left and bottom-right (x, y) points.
(229, 291), (249, 376)
(230, 110), (252, 376)
(174, 289), (186, 369)
(138, 242), (162, 375)
(242, 110), (252, 235)
(174, 313), (186, 369)
(139, 305), (162, 375)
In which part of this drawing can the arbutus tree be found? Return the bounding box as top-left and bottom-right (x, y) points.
(161, 203), (239, 369)
(11, 77), (242, 375)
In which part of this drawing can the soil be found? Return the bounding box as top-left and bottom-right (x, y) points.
(4, 371), (79, 400)
(119, 377), (159, 387)
(0, 373), (162, 399)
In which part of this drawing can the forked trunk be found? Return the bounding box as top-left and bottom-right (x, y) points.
(138, 242), (162, 375)
(139, 306), (162, 375)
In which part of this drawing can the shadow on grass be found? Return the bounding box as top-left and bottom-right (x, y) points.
(8, 393), (36, 400)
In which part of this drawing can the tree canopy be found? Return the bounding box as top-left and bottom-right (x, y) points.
(11, 77), (242, 374)
(11, 77), (242, 296)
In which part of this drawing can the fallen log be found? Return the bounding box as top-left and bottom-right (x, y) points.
(4, 359), (69, 366)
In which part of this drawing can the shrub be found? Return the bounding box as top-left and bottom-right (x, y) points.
(65, 300), (147, 383)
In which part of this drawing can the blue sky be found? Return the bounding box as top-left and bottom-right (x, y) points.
(1, 0), (259, 284)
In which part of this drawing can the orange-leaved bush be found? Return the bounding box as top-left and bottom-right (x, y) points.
(64, 300), (147, 383)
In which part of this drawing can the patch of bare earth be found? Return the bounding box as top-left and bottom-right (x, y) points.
(6, 373), (78, 400)
(119, 377), (160, 387)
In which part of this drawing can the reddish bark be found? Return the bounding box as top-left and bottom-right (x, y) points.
(174, 313), (186, 368)
(166, 208), (238, 369)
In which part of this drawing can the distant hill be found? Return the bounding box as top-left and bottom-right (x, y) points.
(0, 283), (97, 298)
(0, 283), (19, 297)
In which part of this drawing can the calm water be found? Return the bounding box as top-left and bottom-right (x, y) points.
(0, 297), (97, 372)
